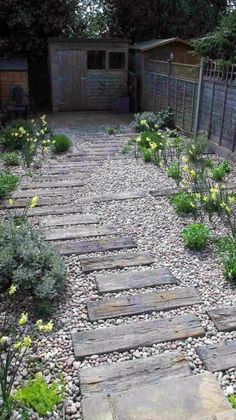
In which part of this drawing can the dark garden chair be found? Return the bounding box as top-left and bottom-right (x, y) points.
(6, 85), (33, 119)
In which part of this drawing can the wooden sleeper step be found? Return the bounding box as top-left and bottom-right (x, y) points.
(207, 305), (236, 332)
(41, 214), (99, 227)
(43, 225), (118, 241)
(56, 237), (137, 256)
(87, 287), (202, 321)
(72, 313), (204, 359)
(196, 340), (236, 372)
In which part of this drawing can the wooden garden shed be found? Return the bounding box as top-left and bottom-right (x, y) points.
(0, 58), (28, 106)
(49, 39), (130, 112)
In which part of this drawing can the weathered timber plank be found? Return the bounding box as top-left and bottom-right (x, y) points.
(208, 306), (236, 332)
(87, 287), (202, 321)
(12, 188), (77, 198)
(96, 268), (177, 293)
(22, 205), (82, 217)
(79, 351), (191, 397)
(21, 180), (84, 190)
(196, 340), (236, 371)
(43, 225), (118, 241)
(56, 237), (137, 256)
(80, 191), (147, 203)
(80, 252), (154, 274)
(32, 174), (87, 182)
(42, 167), (91, 175)
(81, 373), (235, 420)
(150, 188), (180, 197)
(2, 196), (69, 209)
(41, 214), (99, 227)
(72, 313), (204, 359)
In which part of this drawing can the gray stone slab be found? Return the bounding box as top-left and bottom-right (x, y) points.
(208, 306), (236, 332)
(12, 188), (77, 198)
(41, 214), (99, 227)
(72, 313), (204, 359)
(21, 180), (84, 190)
(196, 340), (236, 371)
(24, 205), (82, 217)
(80, 252), (154, 274)
(81, 373), (234, 420)
(79, 351), (191, 397)
(80, 191), (147, 203)
(44, 225), (118, 241)
(97, 268), (177, 293)
(3, 196), (69, 208)
(87, 287), (202, 321)
(56, 237), (137, 256)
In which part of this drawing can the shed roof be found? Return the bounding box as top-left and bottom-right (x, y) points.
(130, 37), (191, 51)
(0, 58), (28, 71)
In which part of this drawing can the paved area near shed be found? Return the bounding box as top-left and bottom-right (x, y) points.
(9, 114), (236, 419)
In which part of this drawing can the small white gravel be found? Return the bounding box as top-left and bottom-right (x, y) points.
(1, 123), (236, 418)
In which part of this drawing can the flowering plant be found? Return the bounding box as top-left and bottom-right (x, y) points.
(0, 286), (54, 418)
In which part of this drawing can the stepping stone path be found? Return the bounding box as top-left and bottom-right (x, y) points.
(11, 133), (235, 419)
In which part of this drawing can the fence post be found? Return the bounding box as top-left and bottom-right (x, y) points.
(194, 58), (204, 137)
(167, 59), (172, 107)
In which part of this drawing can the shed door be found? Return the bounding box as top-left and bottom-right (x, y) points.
(58, 50), (87, 110)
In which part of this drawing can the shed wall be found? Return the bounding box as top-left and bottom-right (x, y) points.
(0, 71), (28, 104)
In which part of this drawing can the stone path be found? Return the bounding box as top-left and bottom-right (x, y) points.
(9, 132), (236, 419)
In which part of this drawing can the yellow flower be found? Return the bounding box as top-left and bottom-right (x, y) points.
(182, 165), (190, 173)
(190, 203), (196, 208)
(30, 196), (38, 209)
(8, 199), (14, 207)
(195, 193), (201, 200)
(18, 312), (28, 327)
(189, 169), (196, 178)
(8, 284), (17, 296)
(182, 156), (188, 164)
(36, 319), (53, 333)
(0, 336), (8, 345)
(140, 119), (149, 128)
(14, 341), (22, 350)
(19, 127), (26, 135)
(23, 336), (32, 348)
(150, 142), (157, 150)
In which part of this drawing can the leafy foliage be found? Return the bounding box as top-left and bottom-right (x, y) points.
(215, 237), (236, 281)
(0, 221), (66, 306)
(182, 223), (210, 250)
(51, 134), (72, 153)
(185, 134), (208, 162)
(193, 10), (236, 63)
(1, 152), (21, 166)
(132, 108), (175, 132)
(14, 376), (65, 416)
(228, 394), (236, 409)
(105, 0), (227, 42)
(171, 192), (197, 216)
(0, 119), (35, 151)
(0, 171), (19, 198)
(167, 161), (182, 185)
(211, 160), (230, 181)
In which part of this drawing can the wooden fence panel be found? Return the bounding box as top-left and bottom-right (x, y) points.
(143, 58), (236, 155)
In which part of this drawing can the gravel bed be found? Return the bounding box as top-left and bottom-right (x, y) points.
(2, 126), (236, 418)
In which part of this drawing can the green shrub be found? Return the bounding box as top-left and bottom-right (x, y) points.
(0, 119), (34, 150)
(132, 108), (175, 132)
(185, 134), (208, 162)
(0, 171), (19, 198)
(167, 161), (182, 185)
(229, 394), (236, 409)
(14, 376), (65, 417)
(171, 192), (197, 216)
(182, 223), (210, 250)
(52, 134), (72, 153)
(1, 151), (21, 166)
(211, 160), (230, 181)
(106, 126), (121, 135)
(215, 237), (236, 281)
(141, 147), (153, 162)
(0, 221), (66, 308)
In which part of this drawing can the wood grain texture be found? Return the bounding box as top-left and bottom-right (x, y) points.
(12, 188), (76, 199)
(43, 225), (118, 241)
(79, 351), (191, 397)
(87, 287), (202, 321)
(96, 268), (177, 293)
(196, 340), (236, 371)
(208, 306), (236, 332)
(2, 196), (69, 208)
(41, 214), (99, 227)
(56, 237), (137, 256)
(24, 205), (82, 217)
(80, 252), (155, 274)
(72, 313), (205, 359)
(21, 180), (84, 190)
